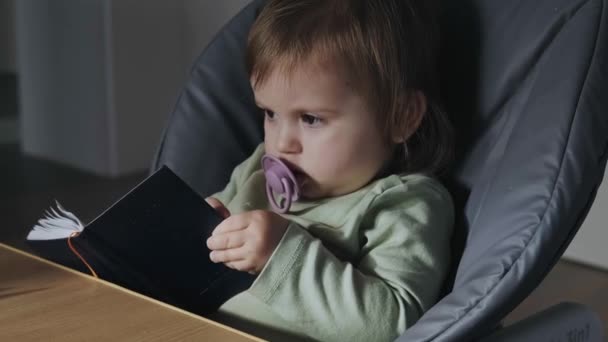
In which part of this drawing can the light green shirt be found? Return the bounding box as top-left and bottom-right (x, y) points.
(208, 144), (454, 342)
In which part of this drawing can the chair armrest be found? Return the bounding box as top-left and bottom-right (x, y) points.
(480, 302), (604, 342)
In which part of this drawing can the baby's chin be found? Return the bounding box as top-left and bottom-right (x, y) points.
(298, 182), (357, 200)
(297, 179), (325, 200)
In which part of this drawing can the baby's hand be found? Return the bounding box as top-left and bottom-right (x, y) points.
(206, 210), (289, 274)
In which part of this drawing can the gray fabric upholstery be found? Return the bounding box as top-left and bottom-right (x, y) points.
(399, 0), (608, 340)
(479, 303), (605, 342)
(152, 0), (608, 340)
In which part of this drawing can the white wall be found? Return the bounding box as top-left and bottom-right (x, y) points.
(16, 0), (249, 177)
(16, 0), (113, 173)
(564, 167), (608, 271)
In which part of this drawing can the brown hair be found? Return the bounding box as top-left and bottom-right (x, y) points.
(246, 0), (453, 176)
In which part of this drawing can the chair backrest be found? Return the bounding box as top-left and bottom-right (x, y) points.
(399, 0), (608, 340)
(153, 0), (608, 341)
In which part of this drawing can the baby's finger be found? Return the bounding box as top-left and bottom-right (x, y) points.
(224, 260), (255, 273)
(207, 232), (245, 250)
(205, 197), (231, 219)
(212, 214), (248, 235)
(209, 248), (247, 263)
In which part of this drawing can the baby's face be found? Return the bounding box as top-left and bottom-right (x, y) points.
(253, 62), (392, 199)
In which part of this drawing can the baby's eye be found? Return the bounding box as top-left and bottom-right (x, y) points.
(263, 109), (276, 120)
(301, 113), (322, 127)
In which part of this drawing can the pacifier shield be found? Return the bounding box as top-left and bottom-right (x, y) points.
(261, 155), (300, 213)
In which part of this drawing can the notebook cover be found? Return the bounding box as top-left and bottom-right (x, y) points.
(29, 166), (255, 315)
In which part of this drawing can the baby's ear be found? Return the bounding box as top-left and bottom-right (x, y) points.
(391, 91), (427, 143)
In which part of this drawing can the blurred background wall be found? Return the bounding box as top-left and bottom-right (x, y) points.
(0, 0), (18, 144)
(0, 0), (16, 72)
(13, 0), (249, 177)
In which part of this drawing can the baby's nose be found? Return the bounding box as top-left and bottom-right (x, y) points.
(276, 125), (301, 154)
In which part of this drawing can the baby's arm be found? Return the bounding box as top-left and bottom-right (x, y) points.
(247, 179), (454, 342)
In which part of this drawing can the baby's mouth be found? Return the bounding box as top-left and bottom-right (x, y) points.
(293, 169), (307, 187)
(279, 159), (307, 187)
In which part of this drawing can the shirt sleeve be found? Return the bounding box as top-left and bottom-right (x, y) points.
(248, 178), (454, 342)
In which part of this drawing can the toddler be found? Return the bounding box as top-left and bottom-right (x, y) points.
(205, 0), (454, 341)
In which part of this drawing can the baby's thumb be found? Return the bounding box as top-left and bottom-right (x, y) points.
(205, 197), (231, 219)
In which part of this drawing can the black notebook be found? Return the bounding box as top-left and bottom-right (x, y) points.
(26, 165), (255, 315)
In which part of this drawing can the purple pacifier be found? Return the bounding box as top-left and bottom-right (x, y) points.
(261, 154), (301, 213)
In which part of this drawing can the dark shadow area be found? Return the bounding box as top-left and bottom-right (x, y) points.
(0, 144), (146, 252)
(438, 0), (481, 296)
(0, 72), (18, 119)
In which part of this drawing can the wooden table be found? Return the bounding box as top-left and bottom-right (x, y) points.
(0, 243), (263, 341)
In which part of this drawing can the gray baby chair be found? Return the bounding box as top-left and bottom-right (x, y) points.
(152, 0), (608, 340)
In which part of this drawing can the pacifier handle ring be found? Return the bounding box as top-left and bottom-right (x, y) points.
(281, 178), (292, 213)
(265, 177), (293, 214)
(266, 181), (282, 213)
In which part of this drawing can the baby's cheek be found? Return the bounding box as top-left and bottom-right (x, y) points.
(314, 155), (352, 183)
